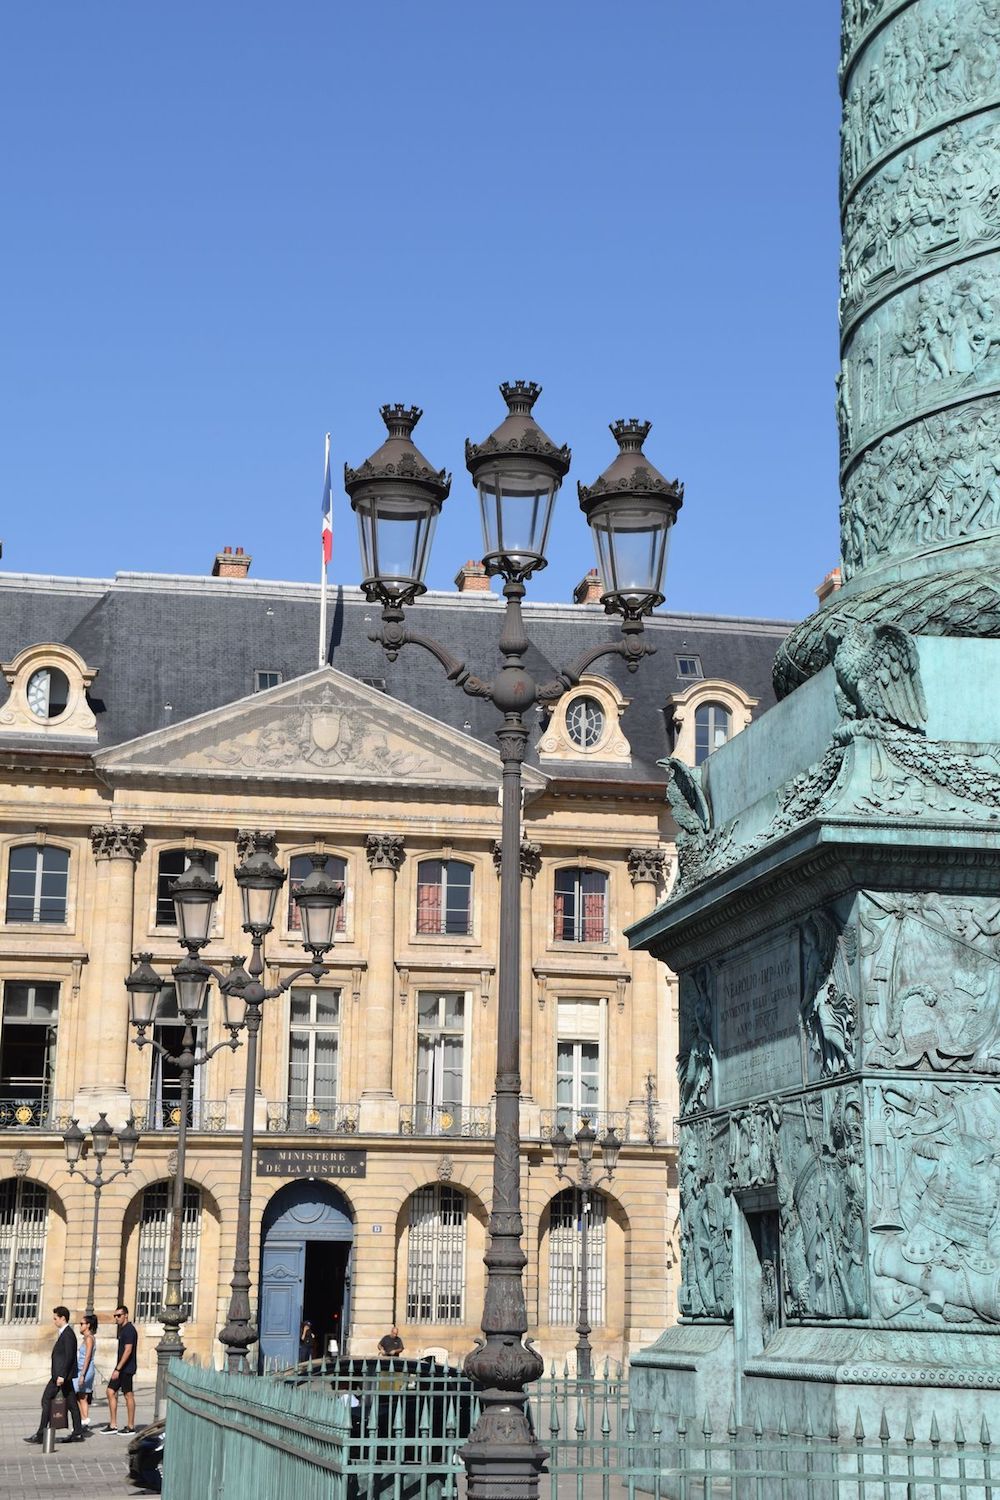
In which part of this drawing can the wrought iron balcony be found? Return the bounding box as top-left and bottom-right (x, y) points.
(538, 1108), (631, 1143)
(130, 1099), (232, 1132)
(266, 1100), (361, 1135)
(399, 1103), (493, 1138)
(0, 1095), (74, 1131)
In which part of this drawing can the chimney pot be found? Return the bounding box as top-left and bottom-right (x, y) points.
(573, 568), (604, 605)
(454, 560), (491, 594)
(815, 566), (842, 605)
(212, 547), (253, 579)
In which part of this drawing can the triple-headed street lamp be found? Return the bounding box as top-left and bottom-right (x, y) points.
(346, 382), (681, 1500)
(63, 1112), (141, 1321)
(550, 1117), (622, 1380)
(123, 847), (343, 1395)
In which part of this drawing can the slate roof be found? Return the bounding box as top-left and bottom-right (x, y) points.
(0, 571), (792, 786)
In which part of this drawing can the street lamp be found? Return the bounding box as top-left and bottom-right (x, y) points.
(124, 850), (245, 1417)
(63, 1112), (141, 1320)
(550, 1118), (622, 1379)
(349, 384), (681, 1500)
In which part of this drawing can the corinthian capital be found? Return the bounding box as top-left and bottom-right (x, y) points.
(365, 833), (405, 872)
(90, 823), (145, 861)
(492, 839), (542, 881)
(628, 847), (667, 886)
(235, 829), (278, 862)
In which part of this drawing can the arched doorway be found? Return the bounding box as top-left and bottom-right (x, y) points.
(259, 1180), (354, 1369)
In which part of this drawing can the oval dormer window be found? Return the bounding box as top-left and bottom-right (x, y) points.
(566, 696), (605, 750)
(26, 667), (70, 720)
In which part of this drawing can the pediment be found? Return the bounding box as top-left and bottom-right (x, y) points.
(96, 668), (546, 793)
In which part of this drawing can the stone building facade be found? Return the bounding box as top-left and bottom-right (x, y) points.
(0, 562), (785, 1377)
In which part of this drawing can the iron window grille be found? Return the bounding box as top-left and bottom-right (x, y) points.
(406, 1184), (466, 1324)
(0, 1179), (47, 1323)
(287, 854), (347, 936)
(5, 845), (69, 924)
(553, 867), (609, 943)
(135, 1181), (201, 1323)
(416, 859), (473, 937)
(548, 1186), (607, 1326)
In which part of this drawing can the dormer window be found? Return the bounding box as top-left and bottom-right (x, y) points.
(26, 668), (70, 720)
(566, 697), (605, 750)
(0, 645), (98, 740)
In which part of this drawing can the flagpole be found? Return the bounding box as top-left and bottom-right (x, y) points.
(319, 432), (330, 668)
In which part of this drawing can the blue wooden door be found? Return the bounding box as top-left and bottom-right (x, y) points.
(259, 1240), (305, 1369)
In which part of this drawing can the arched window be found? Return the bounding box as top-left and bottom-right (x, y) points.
(288, 854), (347, 935)
(135, 1182), (201, 1323)
(6, 845), (69, 924)
(694, 702), (732, 766)
(156, 850), (218, 928)
(406, 1184), (466, 1323)
(548, 1187), (606, 1326)
(416, 859), (473, 937)
(553, 868), (608, 944)
(0, 1179), (47, 1323)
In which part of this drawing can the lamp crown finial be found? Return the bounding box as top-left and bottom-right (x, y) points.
(610, 418), (652, 453)
(379, 403), (423, 440)
(499, 380), (541, 416)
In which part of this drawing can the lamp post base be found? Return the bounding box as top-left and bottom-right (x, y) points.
(462, 1405), (548, 1500)
(154, 1332), (185, 1419)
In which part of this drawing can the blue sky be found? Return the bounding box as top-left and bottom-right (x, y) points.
(1, 2), (842, 622)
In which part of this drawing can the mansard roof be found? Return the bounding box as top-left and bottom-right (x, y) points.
(0, 571), (791, 786)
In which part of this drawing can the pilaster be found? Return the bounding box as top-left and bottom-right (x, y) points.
(77, 823), (145, 1126)
(360, 834), (404, 1133)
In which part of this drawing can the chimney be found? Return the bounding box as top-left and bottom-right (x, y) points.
(454, 560), (491, 593)
(212, 545), (252, 579)
(815, 566), (842, 605)
(573, 568), (604, 605)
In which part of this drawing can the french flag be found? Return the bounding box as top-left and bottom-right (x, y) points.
(321, 432), (333, 566)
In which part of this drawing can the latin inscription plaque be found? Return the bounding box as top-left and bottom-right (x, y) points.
(715, 931), (801, 1104)
(256, 1147), (367, 1178)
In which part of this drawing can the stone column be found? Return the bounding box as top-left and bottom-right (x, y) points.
(360, 834), (404, 1133)
(627, 849), (667, 1121)
(493, 840), (541, 1120)
(77, 824), (145, 1127)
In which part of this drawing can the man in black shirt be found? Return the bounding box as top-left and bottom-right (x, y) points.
(24, 1306), (83, 1443)
(377, 1325), (404, 1357)
(98, 1305), (138, 1434)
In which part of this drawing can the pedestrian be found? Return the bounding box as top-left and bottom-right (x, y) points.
(23, 1306), (84, 1444)
(377, 1325), (404, 1357)
(74, 1313), (97, 1429)
(98, 1304), (138, 1434)
(298, 1319), (315, 1364)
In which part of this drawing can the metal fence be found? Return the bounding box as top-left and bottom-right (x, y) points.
(164, 1358), (998, 1500)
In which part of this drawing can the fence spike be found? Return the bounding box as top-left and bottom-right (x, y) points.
(563, 1358), (570, 1380)
(549, 1400), (561, 1439)
(602, 1398), (612, 1439)
(651, 1406), (662, 1440)
(778, 1406), (789, 1439)
(981, 1415), (992, 1446)
(804, 1410), (814, 1441)
(754, 1409), (764, 1440)
(550, 1361), (557, 1379)
(576, 1398), (587, 1436)
(627, 1406), (638, 1439)
(955, 1414), (966, 1445)
(828, 1410), (839, 1443)
(930, 1412), (940, 1445)
(703, 1407), (713, 1438)
(854, 1408), (865, 1442)
(677, 1412), (688, 1440)
(728, 1404), (738, 1438)
(904, 1408), (915, 1444)
(879, 1409), (890, 1442)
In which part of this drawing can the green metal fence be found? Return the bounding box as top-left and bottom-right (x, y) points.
(165, 1358), (998, 1500)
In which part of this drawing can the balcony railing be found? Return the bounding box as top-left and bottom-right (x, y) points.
(399, 1103), (493, 1138)
(0, 1095), (74, 1131)
(130, 1099), (231, 1132)
(538, 1108), (631, 1143)
(266, 1101), (361, 1135)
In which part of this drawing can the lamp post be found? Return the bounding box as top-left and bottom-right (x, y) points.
(124, 852), (245, 1417)
(550, 1118), (622, 1380)
(63, 1112), (141, 1320)
(347, 384), (681, 1500)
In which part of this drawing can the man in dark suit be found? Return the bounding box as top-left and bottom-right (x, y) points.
(24, 1306), (84, 1443)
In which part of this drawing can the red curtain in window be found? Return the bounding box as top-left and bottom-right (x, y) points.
(582, 883), (606, 942)
(417, 879), (443, 934)
(553, 890), (567, 940)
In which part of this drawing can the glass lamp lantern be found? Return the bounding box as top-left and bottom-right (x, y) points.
(578, 420), (683, 618)
(63, 1118), (85, 1168)
(235, 847), (286, 936)
(91, 1112), (113, 1160)
(293, 854), (344, 955)
(600, 1126), (622, 1177)
(466, 382), (571, 581)
(125, 954), (163, 1030)
(345, 405), (451, 605)
(170, 850), (221, 950)
(117, 1116), (140, 1168)
(575, 1117), (597, 1167)
(551, 1124), (572, 1175)
(172, 953), (211, 1022)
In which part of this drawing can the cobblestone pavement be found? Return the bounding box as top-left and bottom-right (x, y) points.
(0, 1380), (156, 1500)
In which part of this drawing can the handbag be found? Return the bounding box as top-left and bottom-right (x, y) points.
(49, 1394), (69, 1430)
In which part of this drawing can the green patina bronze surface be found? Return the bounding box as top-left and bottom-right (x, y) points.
(630, 0), (1000, 1437)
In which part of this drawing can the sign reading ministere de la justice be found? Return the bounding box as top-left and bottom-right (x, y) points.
(257, 1148), (367, 1178)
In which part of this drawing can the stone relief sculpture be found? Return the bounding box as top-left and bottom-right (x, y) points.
(827, 622), (927, 735)
(869, 1081), (1000, 1325)
(727, 1101), (781, 1191)
(800, 911), (858, 1078)
(840, 397), (1000, 576)
(678, 1119), (733, 1319)
(842, 119), (1000, 328)
(841, 0), (1000, 188)
(858, 893), (1000, 1073)
(662, 757), (711, 887)
(678, 965), (715, 1116)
